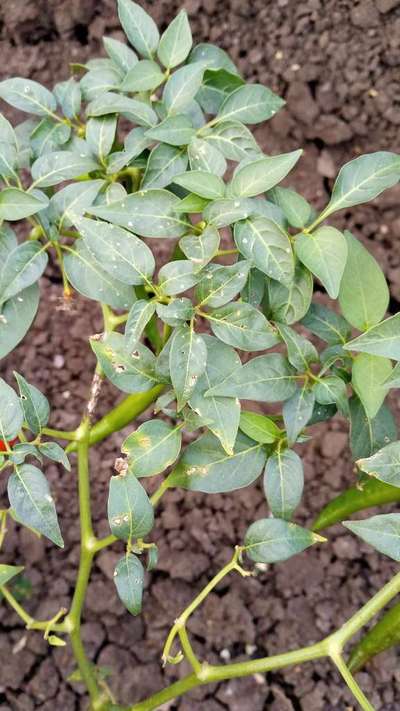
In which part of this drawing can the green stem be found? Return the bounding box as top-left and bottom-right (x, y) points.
(0, 586), (66, 632)
(41, 426), (77, 441)
(331, 654), (375, 711)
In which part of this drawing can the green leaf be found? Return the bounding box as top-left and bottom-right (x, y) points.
(196, 69), (244, 115)
(385, 362), (400, 387)
(10, 443), (42, 466)
(146, 115), (195, 146)
(205, 352), (297, 402)
(86, 92), (158, 128)
(0, 78), (56, 117)
(173, 171), (225, 200)
(169, 324), (207, 410)
(203, 120), (260, 161)
(206, 302), (279, 351)
(0, 188), (48, 221)
(283, 386), (315, 445)
(121, 59), (164, 92)
(349, 397), (397, 460)
(108, 470), (154, 540)
(37, 442), (70, 470)
(277, 323), (318, 371)
(0, 242), (48, 303)
(91, 332), (157, 393)
(0, 378), (23, 440)
(54, 78), (82, 120)
(0, 115), (17, 147)
(352, 353), (392, 420)
(64, 241), (135, 310)
(357, 441), (400, 487)
(323, 152), (400, 219)
(89, 189), (189, 238)
(80, 68), (122, 102)
(114, 553), (144, 616)
(188, 138), (226, 176)
(188, 43), (238, 74)
(189, 335), (241, 454)
(301, 303), (351, 345)
(14, 373), (49, 436)
(339, 230), (389, 331)
(0, 284), (40, 360)
(141, 144), (188, 190)
(167, 431), (265, 493)
(294, 226), (348, 299)
(179, 225), (219, 271)
(216, 84), (285, 124)
(31, 151), (100, 188)
(77, 217), (155, 286)
(157, 10), (192, 68)
(195, 261), (250, 308)
(344, 514), (400, 561)
(234, 217), (294, 286)
(8, 464), (63, 547)
(86, 116), (117, 163)
(0, 564), (24, 587)
(0, 141), (18, 180)
(264, 449), (304, 520)
(107, 127), (153, 173)
(173, 193), (209, 214)
(30, 119), (71, 158)
(239, 411), (281, 444)
(244, 518), (322, 563)
(124, 300), (156, 349)
(117, 0), (159, 58)
(230, 151), (302, 198)
(204, 198), (252, 227)
(156, 297), (194, 327)
(49, 180), (105, 229)
(268, 186), (312, 229)
(122, 420), (182, 477)
(163, 63), (204, 115)
(344, 314), (400, 360)
(314, 376), (349, 417)
(265, 262), (313, 325)
(103, 36), (138, 72)
(241, 267), (265, 306)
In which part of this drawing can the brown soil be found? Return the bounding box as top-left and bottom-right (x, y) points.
(1, 1), (400, 709)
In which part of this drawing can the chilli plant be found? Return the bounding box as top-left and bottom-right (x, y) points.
(1, 3), (400, 710)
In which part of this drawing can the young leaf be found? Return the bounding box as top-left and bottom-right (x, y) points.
(77, 217), (155, 286)
(0, 78), (56, 117)
(244, 518), (322, 563)
(349, 397), (397, 460)
(179, 225), (220, 271)
(188, 43), (239, 74)
(120, 59), (164, 92)
(108, 471), (154, 540)
(124, 300), (157, 349)
(114, 553), (144, 616)
(145, 115), (196, 146)
(91, 332), (157, 394)
(314, 375), (349, 417)
(268, 186), (312, 229)
(80, 67), (122, 102)
(86, 116), (117, 163)
(0, 188), (48, 221)
(0, 564), (24, 587)
(264, 449), (304, 520)
(141, 144), (188, 190)
(13, 373), (49, 435)
(294, 226), (348, 299)
(196, 69), (244, 114)
(230, 151), (302, 198)
(157, 10), (192, 68)
(122, 420), (182, 477)
(31, 151), (100, 188)
(8, 464), (64, 547)
(344, 514), (400, 561)
(169, 324), (207, 410)
(205, 352), (297, 402)
(0, 378), (24, 440)
(234, 217), (294, 286)
(38, 442), (71, 471)
(216, 84), (285, 124)
(103, 36), (139, 72)
(167, 431), (265, 493)
(339, 230), (389, 331)
(352, 353), (392, 420)
(158, 260), (201, 296)
(277, 324), (318, 371)
(206, 302), (279, 351)
(64, 241), (135, 310)
(86, 92), (158, 128)
(195, 261), (250, 308)
(357, 441), (400, 487)
(0, 284), (40, 360)
(89, 189), (188, 238)
(173, 171), (225, 200)
(301, 303), (351, 346)
(344, 314), (400, 361)
(117, 0), (159, 58)
(163, 63), (204, 115)
(0, 242), (48, 303)
(265, 262), (313, 325)
(156, 297), (194, 327)
(239, 411), (281, 444)
(283, 386), (315, 445)
(203, 120), (260, 161)
(323, 152), (400, 219)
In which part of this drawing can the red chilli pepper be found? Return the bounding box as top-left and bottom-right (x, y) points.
(0, 437), (18, 452)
